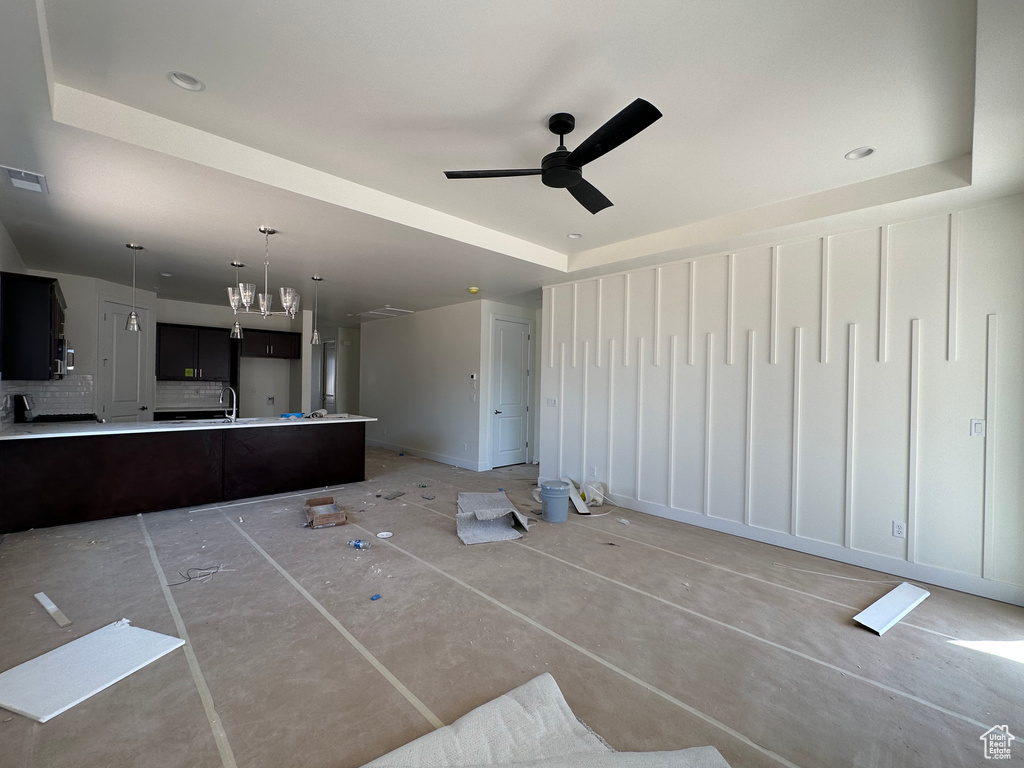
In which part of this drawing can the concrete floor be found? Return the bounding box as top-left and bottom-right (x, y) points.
(1, 446), (1022, 768)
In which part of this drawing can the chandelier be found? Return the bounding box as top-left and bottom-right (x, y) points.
(226, 227), (300, 334)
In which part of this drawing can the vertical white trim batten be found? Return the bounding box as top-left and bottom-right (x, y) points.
(820, 237), (831, 363)
(878, 226), (890, 363)
(571, 284), (578, 368)
(654, 267), (662, 366)
(546, 287), (554, 368)
(982, 315), (998, 579)
(557, 343), (566, 481)
(635, 338), (645, 500)
(667, 335), (678, 509)
(606, 339), (616, 491)
(703, 333), (713, 515)
(580, 341), (590, 486)
(907, 319), (921, 563)
(596, 278), (604, 368)
(845, 324), (858, 548)
(688, 261), (696, 366)
(623, 273), (631, 367)
(947, 213), (961, 362)
(726, 254), (735, 365)
(770, 246), (779, 365)
(791, 327), (803, 536)
(744, 330), (755, 525)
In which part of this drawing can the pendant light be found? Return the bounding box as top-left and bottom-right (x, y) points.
(311, 275), (323, 345)
(227, 260), (245, 339)
(125, 243), (143, 332)
(225, 226), (300, 319)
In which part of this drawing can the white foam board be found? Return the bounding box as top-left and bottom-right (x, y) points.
(853, 582), (930, 636)
(0, 619), (184, 722)
(560, 477), (590, 516)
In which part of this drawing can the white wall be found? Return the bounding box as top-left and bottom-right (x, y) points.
(540, 194), (1024, 605)
(360, 301), (485, 469)
(239, 357), (298, 417)
(0, 219), (26, 273)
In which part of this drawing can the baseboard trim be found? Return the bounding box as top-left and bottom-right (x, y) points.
(599, 491), (1024, 606)
(366, 439), (488, 472)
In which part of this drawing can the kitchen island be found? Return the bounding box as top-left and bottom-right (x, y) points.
(0, 415), (376, 533)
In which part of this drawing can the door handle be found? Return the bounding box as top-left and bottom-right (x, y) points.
(494, 410), (502, 414)
(139, 405), (149, 411)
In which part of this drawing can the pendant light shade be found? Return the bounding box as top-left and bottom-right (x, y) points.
(230, 321), (243, 339)
(125, 243), (143, 332)
(311, 275), (323, 345)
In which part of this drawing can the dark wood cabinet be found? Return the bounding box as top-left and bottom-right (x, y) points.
(0, 272), (66, 380)
(240, 329), (301, 359)
(0, 421), (367, 533)
(156, 323), (233, 380)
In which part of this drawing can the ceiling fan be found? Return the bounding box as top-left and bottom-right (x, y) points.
(444, 98), (662, 214)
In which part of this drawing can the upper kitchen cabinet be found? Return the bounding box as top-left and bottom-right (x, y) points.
(240, 329), (301, 359)
(0, 272), (68, 380)
(156, 323), (233, 380)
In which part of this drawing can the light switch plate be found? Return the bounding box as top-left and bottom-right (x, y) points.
(546, 398), (558, 407)
(970, 418), (986, 437)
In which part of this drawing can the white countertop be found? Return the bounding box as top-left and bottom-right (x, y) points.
(0, 414), (376, 441)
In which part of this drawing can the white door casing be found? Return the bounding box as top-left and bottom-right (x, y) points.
(98, 300), (152, 422)
(490, 317), (531, 467)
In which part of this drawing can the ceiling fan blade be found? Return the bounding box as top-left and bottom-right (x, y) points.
(566, 98), (663, 168)
(568, 178), (613, 214)
(444, 169), (542, 179)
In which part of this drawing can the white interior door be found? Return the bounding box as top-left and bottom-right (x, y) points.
(98, 301), (151, 422)
(323, 340), (337, 413)
(490, 317), (530, 467)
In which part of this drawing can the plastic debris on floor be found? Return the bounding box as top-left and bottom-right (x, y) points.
(361, 673), (730, 767)
(456, 492), (532, 545)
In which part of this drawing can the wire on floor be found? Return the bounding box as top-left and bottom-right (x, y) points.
(166, 566), (221, 587)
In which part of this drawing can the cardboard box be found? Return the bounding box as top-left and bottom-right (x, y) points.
(304, 497), (347, 529)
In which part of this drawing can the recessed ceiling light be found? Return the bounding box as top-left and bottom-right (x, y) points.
(567, 233), (583, 239)
(168, 71), (205, 92)
(845, 146), (875, 160)
(468, 286), (480, 294)
(160, 272), (173, 277)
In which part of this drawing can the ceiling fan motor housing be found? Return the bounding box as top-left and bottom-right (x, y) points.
(541, 150), (582, 188)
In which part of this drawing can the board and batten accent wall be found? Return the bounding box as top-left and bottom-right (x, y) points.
(539, 195), (1024, 605)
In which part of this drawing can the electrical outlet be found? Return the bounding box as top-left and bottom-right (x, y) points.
(470, 393), (476, 402)
(463, 442), (468, 452)
(589, 465), (597, 477)
(266, 396), (275, 406)
(892, 521), (907, 539)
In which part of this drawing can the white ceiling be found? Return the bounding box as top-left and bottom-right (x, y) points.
(0, 0), (1021, 325)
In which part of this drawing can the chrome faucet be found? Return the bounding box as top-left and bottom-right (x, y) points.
(219, 386), (238, 422)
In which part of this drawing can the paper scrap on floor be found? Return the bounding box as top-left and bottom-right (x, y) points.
(0, 619), (184, 723)
(363, 673), (730, 768)
(456, 491), (532, 545)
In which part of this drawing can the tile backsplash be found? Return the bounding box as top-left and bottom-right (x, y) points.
(155, 380), (225, 410)
(1, 375), (95, 424)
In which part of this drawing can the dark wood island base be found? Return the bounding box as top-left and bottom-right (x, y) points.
(0, 421), (366, 534)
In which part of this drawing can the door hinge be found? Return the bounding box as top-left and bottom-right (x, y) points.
(526, 405), (529, 412)
(526, 441), (529, 447)
(528, 334), (531, 340)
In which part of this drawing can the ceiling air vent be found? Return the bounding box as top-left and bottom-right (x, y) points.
(354, 305), (415, 321)
(2, 166), (48, 194)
